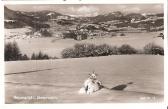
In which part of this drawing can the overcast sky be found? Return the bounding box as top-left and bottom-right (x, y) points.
(6, 4), (163, 17)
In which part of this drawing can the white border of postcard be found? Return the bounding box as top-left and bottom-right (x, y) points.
(0, 0), (167, 109)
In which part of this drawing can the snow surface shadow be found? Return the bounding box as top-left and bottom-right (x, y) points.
(103, 82), (133, 91)
(5, 67), (58, 76)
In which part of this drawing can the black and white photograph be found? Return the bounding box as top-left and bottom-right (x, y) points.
(4, 4), (164, 103)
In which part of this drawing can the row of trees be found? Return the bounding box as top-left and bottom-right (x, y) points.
(5, 42), (52, 61)
(5, 41), (164, 61)
(5, 42), (29, 61)
(61, 43), (164, 58)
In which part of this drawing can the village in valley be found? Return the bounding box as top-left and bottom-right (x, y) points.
(4, 6), (164, 40)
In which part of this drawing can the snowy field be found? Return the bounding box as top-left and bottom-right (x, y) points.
(5, 55), (163, 103)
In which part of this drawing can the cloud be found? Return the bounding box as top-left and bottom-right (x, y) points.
(69, 7), (75, 12)
(78, 6), (97, 13)
(153, 5), (163, 12)
(122, 6), (141, 13)
(68, 6), (99, 17)
(121, 5), (163, 13)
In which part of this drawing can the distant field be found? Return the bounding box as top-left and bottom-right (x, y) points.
(5, 32), (164, 58)
(5, 55), (163, 103)
(5, 27), (32, 39)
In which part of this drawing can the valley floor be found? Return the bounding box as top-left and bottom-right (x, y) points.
(5, 32), (163, 58)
